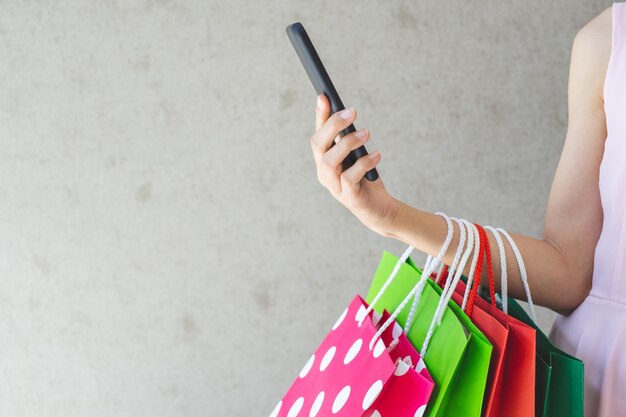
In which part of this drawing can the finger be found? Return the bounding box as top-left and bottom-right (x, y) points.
(340, 151), (381, 195)
(315, 94), (330, 131)
(323, 128), (370, 168)
(311, 107), (357, 154)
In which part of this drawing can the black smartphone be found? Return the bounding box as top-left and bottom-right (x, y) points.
(285, 22), (379, 182)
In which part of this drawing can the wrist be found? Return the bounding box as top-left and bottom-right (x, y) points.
(379, 198), (407, 239)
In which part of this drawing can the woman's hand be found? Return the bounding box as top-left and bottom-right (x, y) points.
(311, 94), (400, 237)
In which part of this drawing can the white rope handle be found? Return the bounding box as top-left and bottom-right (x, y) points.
(433, 218), (464, 286)
(434, 261), (446, 285)
(484, 226), (507, 312)
(420, 218), (475, 357)
(403, 212), (454, 334)
(358, 245), (416, 327)
(437, 217), (466, 292)
(370, 212), (454, 350)
(496, 228), (537, 323)
(435, 217), (466, 315)
(461, 223), (481, 310)
(438, 218), (476, 325)
(360, 212), (453, 329)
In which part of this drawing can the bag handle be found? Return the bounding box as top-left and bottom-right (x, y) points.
(494, 228), (537, 323)
(358, 244), (416, 328)
(437, 218), (476, 325)
(404, 214), (466, 334)
(420, 218), (475, 357)
(368, 212), (454, 351)
(434, 216), (467, 287)
(484, 226), (508, 312)
(433, 217), (467, 291)
(461, 223), (481, 310)
(466, 224), (497, 316)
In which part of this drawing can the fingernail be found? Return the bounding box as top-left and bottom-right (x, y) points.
(340, 108), (354, 119)
(316, 95), (323, 109)
(368, 151), (380, 160)
(355, 129), (367, 139)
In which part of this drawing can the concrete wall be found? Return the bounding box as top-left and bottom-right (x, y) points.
(0, 1), (611, 416)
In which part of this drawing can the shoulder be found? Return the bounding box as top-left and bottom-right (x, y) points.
(574, 6), (612, 50)
(569, 6), (613, 103)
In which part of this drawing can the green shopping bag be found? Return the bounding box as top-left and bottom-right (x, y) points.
(366, 251), (492, 417)
(476, 226), (584, 417)
(505, 298), (584, 417)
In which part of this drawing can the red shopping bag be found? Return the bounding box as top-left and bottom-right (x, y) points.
(436, 223), (509, 417)
(269, 295), (434, 417)
(453, 224), (536, 417)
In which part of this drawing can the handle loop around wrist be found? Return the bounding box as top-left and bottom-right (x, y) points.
(484, 225), (508, 312)
(466, 224), (497, 316)
(420, 218), (475, 357)
(368, 212), (454, 351)
(495, 228), (537, 323)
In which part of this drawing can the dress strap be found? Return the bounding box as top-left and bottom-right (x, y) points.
(605, 3), (626, 106)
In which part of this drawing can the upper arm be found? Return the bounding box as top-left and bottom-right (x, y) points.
(543, 7), (612, 304)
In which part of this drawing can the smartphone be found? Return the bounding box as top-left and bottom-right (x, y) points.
(285, 22), (379, 182)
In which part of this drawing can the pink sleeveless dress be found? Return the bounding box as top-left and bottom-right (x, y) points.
(549, 3), (626, 416)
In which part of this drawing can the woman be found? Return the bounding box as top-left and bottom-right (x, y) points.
(308, 4), (623, 417)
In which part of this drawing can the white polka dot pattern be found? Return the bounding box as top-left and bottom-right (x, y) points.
(415, 358), (426, 373)
(299, 354), (315, 379)
(355, 305), (367, 324)
(319, 346), (336, 372)
(309, 392), (324, 417)
(332, 385), (351, 414)
(332, 308), (348, 331)
(372, 310), (382, 326)
(268, 401), (281, 417)
(362, 380), (383, 410)
(287, 397), (304, 417)
(270, 295), (434, 417)
(343, 339), (362, 365)
(373, 339), (386, 358)
(392, 322), (402, 339)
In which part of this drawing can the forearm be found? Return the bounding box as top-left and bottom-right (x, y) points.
(384, 200), (591, 314)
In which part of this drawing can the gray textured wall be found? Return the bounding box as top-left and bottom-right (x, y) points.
(0, 1), (611, 416)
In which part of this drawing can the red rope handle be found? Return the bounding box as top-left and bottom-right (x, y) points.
(430, 264), (448, 284)
(465, 224), (485, 316)
(483, 226), (497, 307)
(439, 264), (449, 287)
(466, 224), (498, 316)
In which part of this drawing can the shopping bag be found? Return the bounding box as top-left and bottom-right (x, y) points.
(367, 250), (492, 417)
(430, 222), (511, 417)
(456, 282), (536, 416)
(376, 310), (435, 417)
(269, 294), (434, 417)
(443, 223), (536, 417)
(402, 218), (494, 417)
(480, 227), (583, 417)
(506, 300), (583, 417)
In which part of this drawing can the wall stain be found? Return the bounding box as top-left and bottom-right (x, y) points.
(395, 4), (417, 29)
(136, 182), (152, 203)
(180, 315), (200, 343)
(253, 288), (271, 310)
(279, 88), (297, 110)
(32, 254), (51, 276)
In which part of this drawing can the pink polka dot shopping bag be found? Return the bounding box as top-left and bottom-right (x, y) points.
(268, 295), (434, 417)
